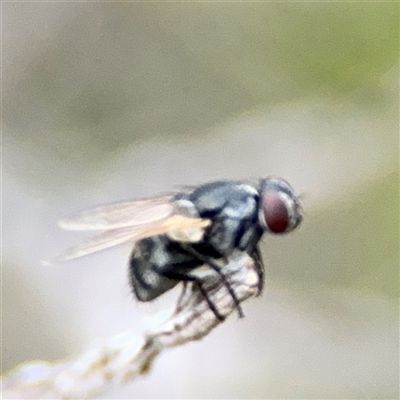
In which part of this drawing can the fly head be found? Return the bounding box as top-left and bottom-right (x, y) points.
(258, 177), (303, 234)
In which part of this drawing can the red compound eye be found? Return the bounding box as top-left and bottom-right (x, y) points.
(261, 192), (289, 233)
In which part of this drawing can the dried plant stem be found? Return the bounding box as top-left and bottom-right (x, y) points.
(2, 253), (259, 400)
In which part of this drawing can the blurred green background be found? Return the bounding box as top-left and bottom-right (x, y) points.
(3, 2), (399, 399)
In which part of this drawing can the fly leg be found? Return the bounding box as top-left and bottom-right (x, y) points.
(178, 244), (245, 319)
(162, 270), (226, 321)
(250, 245), (265, 296)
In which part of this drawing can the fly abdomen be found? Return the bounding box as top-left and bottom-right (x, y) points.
(129, 236), (202, 302)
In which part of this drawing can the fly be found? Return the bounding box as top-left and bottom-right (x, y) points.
(55, 177), (303, 321)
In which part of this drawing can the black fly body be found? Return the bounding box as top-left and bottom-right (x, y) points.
(56, 177), (302, 321)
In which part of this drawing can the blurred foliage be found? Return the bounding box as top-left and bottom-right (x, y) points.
(3, 2), (398, 201)
(269, 170), (399, 299)
(2, 263), (78, 372)
(153, 3), (398, 98)
(268, 3), (399, 94)
(350, 172), (399, 298)
(5, 2), (398, 159)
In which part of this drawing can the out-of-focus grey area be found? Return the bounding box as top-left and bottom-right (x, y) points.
(3, 3), (398, 399)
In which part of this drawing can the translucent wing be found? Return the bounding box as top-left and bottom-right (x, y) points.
(52, 214), (211, 262)
(59, 194), (175, 231)
(52, 227), (143, 262)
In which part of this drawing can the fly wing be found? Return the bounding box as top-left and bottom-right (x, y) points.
(51, 227), (143, 262)
(51, 214), (211, 262)
(59, 194), (175, 231)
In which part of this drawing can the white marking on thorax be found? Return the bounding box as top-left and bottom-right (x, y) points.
(236, 184), (258, 196)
